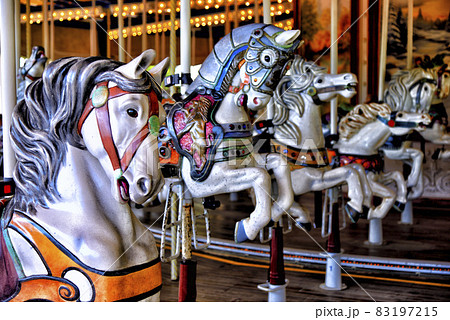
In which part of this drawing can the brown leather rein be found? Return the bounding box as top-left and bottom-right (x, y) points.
(77, 81), (159, 179)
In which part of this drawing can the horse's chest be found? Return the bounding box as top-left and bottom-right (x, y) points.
(4, 213), (162, 302)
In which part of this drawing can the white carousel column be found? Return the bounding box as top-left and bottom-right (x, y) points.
(366, 218), (384, 245)
(406, 0), (413, 69)
(43, 0), (49, 56)
(263, 0), (271, 24)
(180, 0), (191, 95)
(0, 0), (17, 179)
(378, 0), (390, 101)
(15, 0), (21, 89)
(118, 0), (125, 62)
(400, 200), (414, 224)
(320, 0), (346, 291)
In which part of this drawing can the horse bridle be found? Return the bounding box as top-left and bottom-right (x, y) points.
(77, 81), (159, 180)
(408, 77), (436, 110)
(306, 84), (354, 105)
(376, 111), (421, 128)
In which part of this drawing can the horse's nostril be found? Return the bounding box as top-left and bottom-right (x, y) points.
(137, 177), (151, 194)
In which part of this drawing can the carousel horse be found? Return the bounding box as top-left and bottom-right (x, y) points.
(335, 103), (431, 220)
(0, 49), (169, 302)
(17, 45), (47, 101)
(414, 63), (450, 150)
(382, 68), (437, 199)
(162, 24), (301, 243)
(261, 55), (373, 226)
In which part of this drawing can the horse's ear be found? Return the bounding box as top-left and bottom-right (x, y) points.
(116, 49), (156, 79)
(275, 29), (301, 46)
(150, 57), (170, 85)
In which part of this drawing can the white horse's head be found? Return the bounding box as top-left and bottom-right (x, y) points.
(377, 111), (431, 136)
(19, 46), (47, 83)
(385, 68), (437, 113)
(79, 50), (169, 204)
(234, 28), (301, 111)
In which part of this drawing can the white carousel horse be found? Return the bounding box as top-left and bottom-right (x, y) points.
(162, 24), (301, 243)
(261, 56), (372, 226)
(335, 103), (431, 220)
(17, 46), (47, 101)
(0, 50), (169, 301)
(382, 68), (437, 199)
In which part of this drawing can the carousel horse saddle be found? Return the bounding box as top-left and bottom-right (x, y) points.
(165, 89), (224, 182)
(2, 211), (162, 302)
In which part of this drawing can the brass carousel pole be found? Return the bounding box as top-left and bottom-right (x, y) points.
(90, 0), (98, 56)
(26, 0), (31, 57)
(50, 0), (55, 60)
(43, 0), (49, 57)
(142, 0), (148, 51)
(118, 0), (125, 62)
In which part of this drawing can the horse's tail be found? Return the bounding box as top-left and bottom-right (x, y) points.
(0, 199), (19, 301)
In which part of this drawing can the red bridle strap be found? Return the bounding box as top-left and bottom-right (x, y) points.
(77, 81), (159, 177)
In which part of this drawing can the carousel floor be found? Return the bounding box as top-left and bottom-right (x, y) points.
(138, 192), (450, 302)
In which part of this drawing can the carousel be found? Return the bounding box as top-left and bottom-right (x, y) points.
(0, 0), (449, 303)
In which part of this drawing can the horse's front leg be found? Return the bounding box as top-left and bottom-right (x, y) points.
(366, 172), (396, 220)
(346, 163), (374, 210)
(182, 160), (272, 242)
(255, 153), (294, 222)
(377, 171), (407, 210)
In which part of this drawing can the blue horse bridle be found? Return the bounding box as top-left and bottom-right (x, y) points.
(376, 111), (421, 128)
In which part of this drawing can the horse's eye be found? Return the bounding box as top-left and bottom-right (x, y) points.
(424, 86), (428, 91)
(260, 48), (278, 67)
(317, 78), (323, 83)
(397, 112), (403, 118)
(127, 108), (139, 118)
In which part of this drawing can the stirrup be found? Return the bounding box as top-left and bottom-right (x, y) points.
(259, 215), (293, 243)
(160, 182), (183, 263)
(321, 187), (347, 238)
(191, 198), (211, 250)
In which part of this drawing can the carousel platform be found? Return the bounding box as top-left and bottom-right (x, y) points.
(139, 192), (450, 302)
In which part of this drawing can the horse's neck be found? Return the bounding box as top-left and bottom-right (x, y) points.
(337, 121), (391, 155)
(273, 98), (325, 149)
(32, 145), (155, 270)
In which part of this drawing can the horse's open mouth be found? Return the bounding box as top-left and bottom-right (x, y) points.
(117, 177), (130, 202)
(237, 94), (248, 108)
(418, 122), (429, 130)
(346, 82), (358, 91)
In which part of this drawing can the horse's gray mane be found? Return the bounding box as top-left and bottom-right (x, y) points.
(271, 55), (326, 143)
(384, 68), (434, 112)
(2, 56), (157, 227)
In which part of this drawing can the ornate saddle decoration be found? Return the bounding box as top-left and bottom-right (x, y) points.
(339, 153), (384, 173)
(3, 212), (162, 302)
(166, 89), (224, 182)
(271, 140), (329, 169)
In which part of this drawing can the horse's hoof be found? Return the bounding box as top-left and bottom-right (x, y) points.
(296, 221), (312, 231)
(393, 201), (406, 212)
(345, 204), (361, 223)
(234, 220), (249, 243)
(361, 206), (370, 219)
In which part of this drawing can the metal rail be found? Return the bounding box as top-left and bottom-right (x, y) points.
(150, 227), (450, 276)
